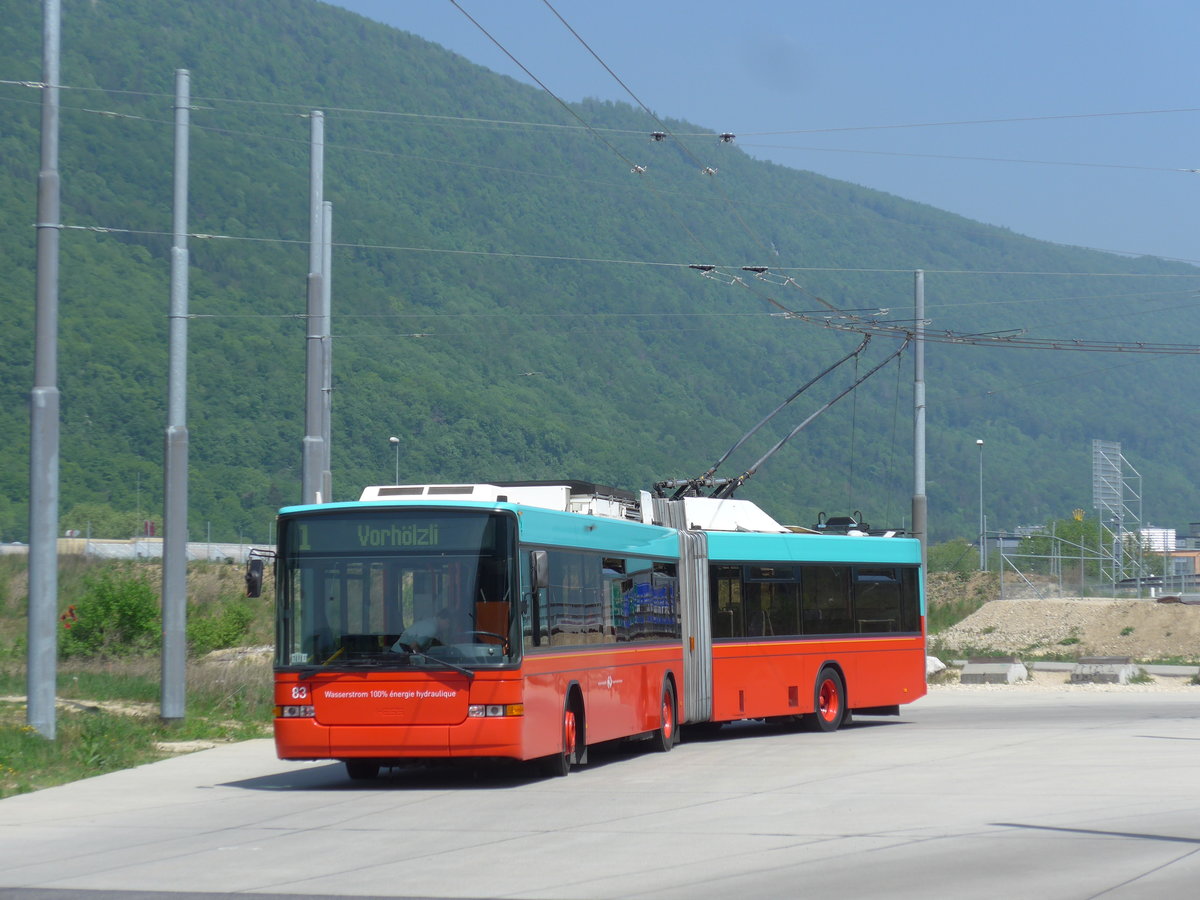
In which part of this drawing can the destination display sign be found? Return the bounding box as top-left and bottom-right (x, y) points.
(285, 511), (509, 555)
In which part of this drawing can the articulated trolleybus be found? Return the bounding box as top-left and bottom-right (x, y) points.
(254, 481), (925, 779)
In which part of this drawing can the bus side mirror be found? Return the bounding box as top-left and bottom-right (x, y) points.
(529, 550), (549, 594)
(245, 557), (265, 598)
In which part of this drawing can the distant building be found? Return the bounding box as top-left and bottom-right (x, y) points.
(1, 538), (269, 563)
(1175, 524), (1200, 551)
(1139, 527), (1177, 553)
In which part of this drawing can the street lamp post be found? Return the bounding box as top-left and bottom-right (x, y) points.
(388, 435), (400, 484)
(976, 439), (985, 570)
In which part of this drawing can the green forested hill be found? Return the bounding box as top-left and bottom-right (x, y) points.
(2, 0), (1198, 544)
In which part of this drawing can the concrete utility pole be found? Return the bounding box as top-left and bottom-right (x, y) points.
(321, 200), (333, 503)
(912, 270), (927, 573)
(161, 68), (191, 721)
(28, 0), (62, 740)
(977, 439), (986, 570)
(301, 111), (325, 505)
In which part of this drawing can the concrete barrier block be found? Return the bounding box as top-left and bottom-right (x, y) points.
(1071, 656), (1140, 685)
(961, 656), (1029, 684)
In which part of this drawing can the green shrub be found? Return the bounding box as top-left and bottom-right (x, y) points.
(59, 568), (160, 658)
(187, 599), (255, 656)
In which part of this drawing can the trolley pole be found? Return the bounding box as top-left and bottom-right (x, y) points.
(28, 0), (62, 740)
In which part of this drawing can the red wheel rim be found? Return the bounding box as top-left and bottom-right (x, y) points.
(563, 708), (577, 758)
(661, 695), (675, 741)
(818, 677), (840, 721)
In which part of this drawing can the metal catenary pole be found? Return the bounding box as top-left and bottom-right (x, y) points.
(321, 200), (333, 503)
(28, 0), (62, 740)
(161, 68), (190, 721)
(301, 111), (325, 504)
(911, 270), (927, 573)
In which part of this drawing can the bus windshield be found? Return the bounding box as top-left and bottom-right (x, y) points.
(276, 509), (517, 670)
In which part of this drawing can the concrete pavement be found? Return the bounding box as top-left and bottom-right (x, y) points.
(2, 687), (1199, 898)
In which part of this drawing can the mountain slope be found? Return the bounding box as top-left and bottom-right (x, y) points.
(1, 0), (1198, 544)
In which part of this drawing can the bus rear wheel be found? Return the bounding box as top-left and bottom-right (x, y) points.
(808, 667), (845, 733)
(649, 680), (677, 752)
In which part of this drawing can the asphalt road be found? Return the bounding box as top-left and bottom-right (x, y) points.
(2, 687), (1199, 899)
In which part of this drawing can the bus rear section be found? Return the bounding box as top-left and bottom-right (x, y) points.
(702, 532), (926, 731)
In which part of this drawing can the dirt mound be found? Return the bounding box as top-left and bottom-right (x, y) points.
(926, 571), (998, 606)
(934, 597), (1200, 662)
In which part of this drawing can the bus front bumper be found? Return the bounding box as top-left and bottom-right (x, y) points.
(274, 715), (527, 761)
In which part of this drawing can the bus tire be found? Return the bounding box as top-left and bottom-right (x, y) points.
(649, 679), (677, 753)
(808, 667), (846, 733)
(345, 760), (380, 780)
(541, 696), (581, 777)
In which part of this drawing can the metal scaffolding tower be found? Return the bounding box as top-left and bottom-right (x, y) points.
(1091, 439), (1145, 586)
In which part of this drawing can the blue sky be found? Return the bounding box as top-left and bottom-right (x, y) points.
(325, 0), (1200, 264)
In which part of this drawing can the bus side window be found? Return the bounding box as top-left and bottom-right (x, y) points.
(801, 565), (851, 635)
(521, 548), (542, 648)
(709, 565), (743, 639)
(899, 566), (920, 632)
(854, 567), (901, 633)
(744, 578), (799, 637)
(602, 558), (626, 641)
(651, 562), (680, 640)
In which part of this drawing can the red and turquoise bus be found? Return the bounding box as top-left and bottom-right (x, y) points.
(253, 481), (925, 779)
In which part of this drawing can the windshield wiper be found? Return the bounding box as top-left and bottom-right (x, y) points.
(294, 652), (475, 680)
(409, 652), (475, 679)
(295, 656), (390, 679)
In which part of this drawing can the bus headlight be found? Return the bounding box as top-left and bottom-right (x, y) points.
(468, 704), (524, 718)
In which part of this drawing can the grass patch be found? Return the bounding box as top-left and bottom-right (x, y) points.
(1145, 655), (1200, 667)
(1018, 651), (1081, 663)
(927, 595), (988, 634)
(925, 572), (998, 637)
(925, 638), (1008, 661)
(0, 557), (275, 798)
(0, 704), (167, 796)
(0, 658), (272, 798)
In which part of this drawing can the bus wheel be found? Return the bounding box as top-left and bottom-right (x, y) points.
(809, 668), (845, 733)
(649, 680), (677, 752)
(345, 760), (380, 780)
(541, 700), (579, 777)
